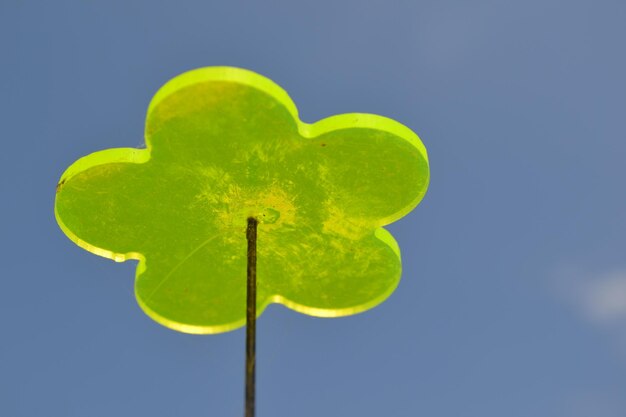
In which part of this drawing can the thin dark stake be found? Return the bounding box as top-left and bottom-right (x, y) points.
(245, 217), (258, 417)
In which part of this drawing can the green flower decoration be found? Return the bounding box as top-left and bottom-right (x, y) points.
(55, 67), (429, 334)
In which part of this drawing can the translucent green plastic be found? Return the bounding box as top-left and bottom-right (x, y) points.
(54, 67), (430, 334)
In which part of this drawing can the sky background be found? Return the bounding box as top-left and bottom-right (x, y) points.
(2, 1), (626, 416)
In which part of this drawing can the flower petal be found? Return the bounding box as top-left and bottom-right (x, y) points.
(297, 114), (429, 227)
(135, 235), (247, 334)
(258, 227), (402, 317)
(55, 149), (151, 261)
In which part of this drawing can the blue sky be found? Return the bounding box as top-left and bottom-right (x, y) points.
(2, 1), (625, 416)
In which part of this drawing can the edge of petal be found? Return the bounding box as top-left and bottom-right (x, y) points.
(134, 262), (273, 334)
(146, 66), (299, 141)
(54, 147), (150, 262)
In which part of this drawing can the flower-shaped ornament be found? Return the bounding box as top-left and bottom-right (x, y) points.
(54, 67), (430, 334)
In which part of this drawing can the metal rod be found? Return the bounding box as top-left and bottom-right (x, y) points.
(245, 217), (258, 417)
